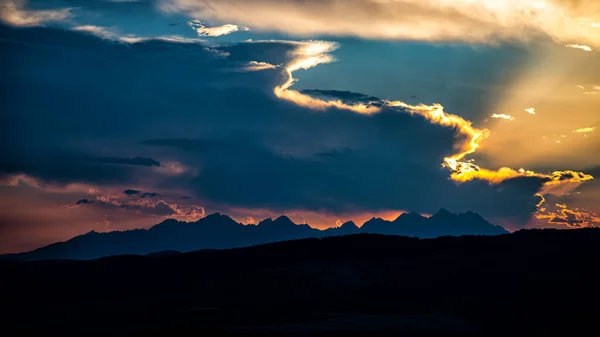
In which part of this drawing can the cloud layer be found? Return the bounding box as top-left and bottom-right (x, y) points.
(0, 25), (550, 226)
(160, 0), (600, 47)
(0, 0), (71, 27)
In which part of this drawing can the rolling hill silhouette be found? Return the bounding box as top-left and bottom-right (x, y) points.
(5, 209), (508, 260)
(3, 228), (600, 336)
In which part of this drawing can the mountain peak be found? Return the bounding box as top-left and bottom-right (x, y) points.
(258, 215), (298, 227)
(274, 215), (296, 225)
(196, 213), (238, 227)
(434, 208), (453, 217)
(340, 221), (358, 229)
(257, 217), (273, 226)
(361, 217), (391, 232)
(394, 212), (426, 222)
(202, 212), (222, 220)
(363, 217), (386, 225)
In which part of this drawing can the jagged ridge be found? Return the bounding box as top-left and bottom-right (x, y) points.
(5, 209), (508, 260)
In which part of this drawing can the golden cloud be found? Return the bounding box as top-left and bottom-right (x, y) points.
(160, 0), (600, 48)
(535, 201), (599, 228)
(573, 127), (596, 133)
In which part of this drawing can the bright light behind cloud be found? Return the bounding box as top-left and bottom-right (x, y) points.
(268, 39), (596, 228)
(160, 0), (600, 48)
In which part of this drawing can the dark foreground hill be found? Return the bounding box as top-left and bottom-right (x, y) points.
(2, 228), (600, 336)
(6, 209), (507, 260)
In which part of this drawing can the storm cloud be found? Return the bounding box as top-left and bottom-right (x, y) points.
(1, 23), (547, 223)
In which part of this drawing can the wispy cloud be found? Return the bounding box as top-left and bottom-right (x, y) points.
(565, 44), (593, 51)
(491, 113), (516, 121)
(188, 19), (250, 37)
(574, 127), (596, 133)
(0, 0), (70, 27)
(72, 25), (205, 45)
(72, 25), (116, 39)
(68, 194), (205, 222)
(525, 107), (536, 115)
(242, 61), (279, 72)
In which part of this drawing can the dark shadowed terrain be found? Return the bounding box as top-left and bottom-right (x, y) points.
(3, 228), (600, 336)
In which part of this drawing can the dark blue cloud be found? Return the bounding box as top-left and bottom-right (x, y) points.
(0, 24), (545, 224)
(123, 189), (141, 196)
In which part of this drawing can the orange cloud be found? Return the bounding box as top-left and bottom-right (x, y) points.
(535, 202), (599, 228)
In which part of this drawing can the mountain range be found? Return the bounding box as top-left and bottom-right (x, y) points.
(4, 209), (508, 260)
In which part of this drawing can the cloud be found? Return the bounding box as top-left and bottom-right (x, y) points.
(535, 201), (599, 228)
(0, 154), (162, 189)
(0, 0), (71, 27)
(71, 25), (206, 44)
(72, 25), (116, 39)
(187, 19), (249, 37)
(160, 0), (600, 48)
(123, 189), (141, 196)
(491, 113), (516, 121)
(248, 32), (596, 224)
(75, 198), (94, 205)
(243, 61), (279, 72)
(565, 44), (593, 51)
(574, 127), (596, 133)
(68, 194), (205, 221)
(92, 157), (160, 167)
(0, 23), (593, 232)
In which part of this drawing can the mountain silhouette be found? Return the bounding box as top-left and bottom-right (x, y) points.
(4, 209), (508, 260)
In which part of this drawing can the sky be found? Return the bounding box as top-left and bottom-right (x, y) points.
(1, 0), (599, 254)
